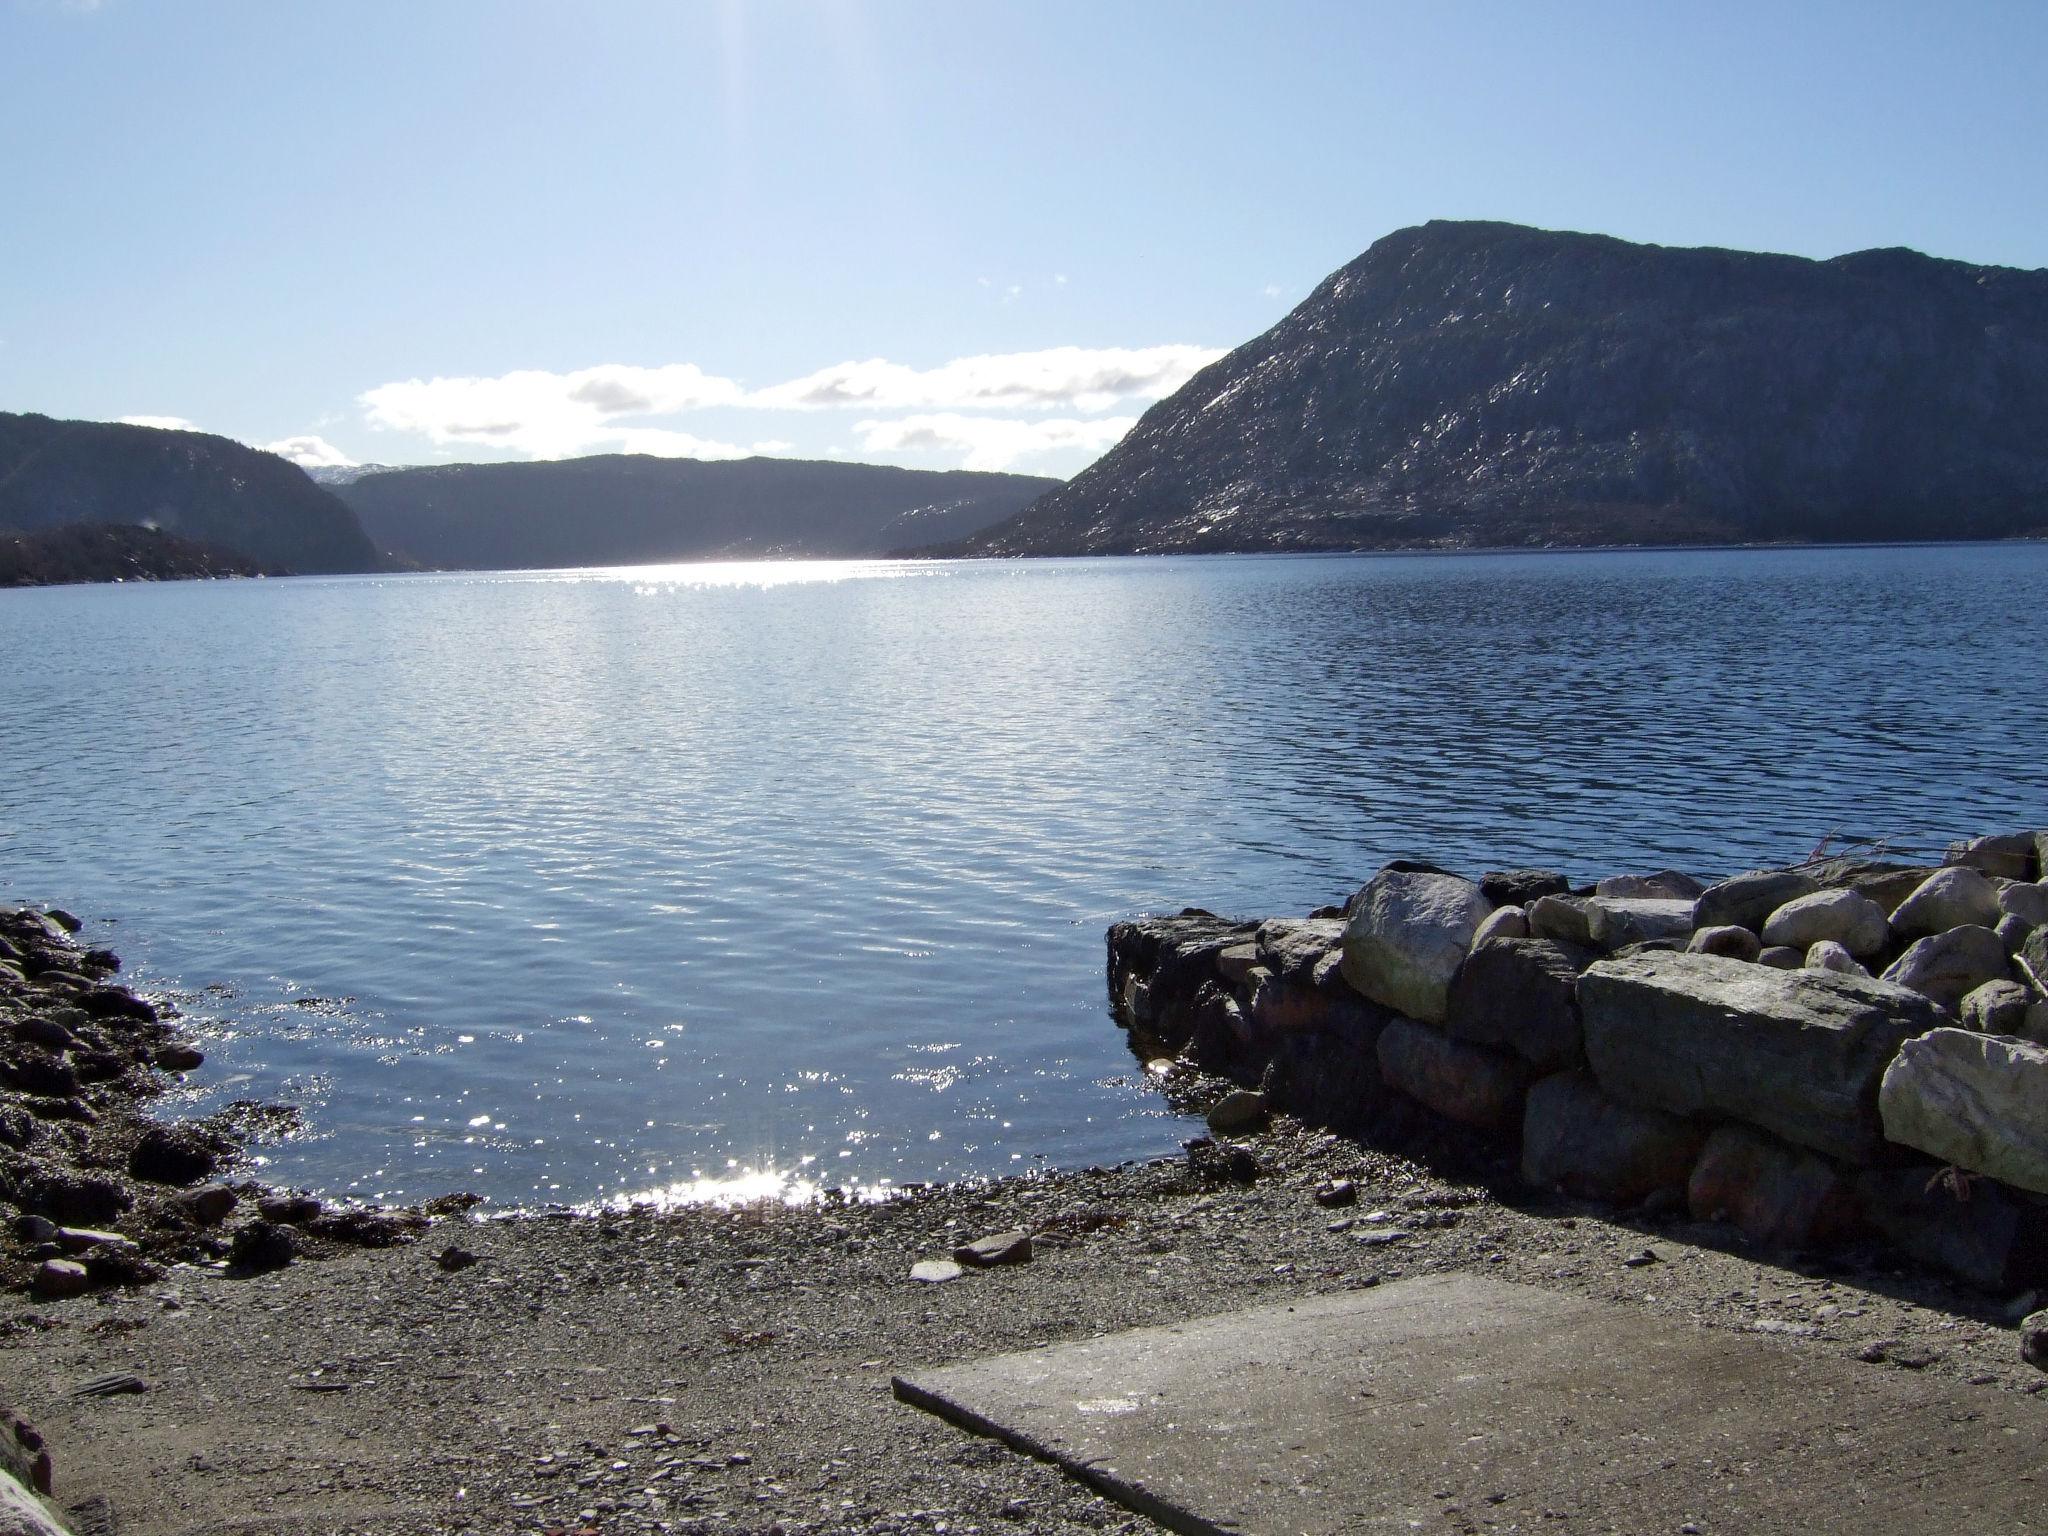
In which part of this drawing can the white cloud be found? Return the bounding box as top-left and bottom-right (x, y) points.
(751, 345), (1222, 414)
(119, 414), (198, 432)
(262, 434), (356, 468)
(359, 363), (745, 459)
(354, 345), (1218, 469)
(1262, 283), (1285, 299)
(853, 413), (1137, 472)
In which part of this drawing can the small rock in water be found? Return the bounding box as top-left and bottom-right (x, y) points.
(952, 1230), (1032, 1267)
(909, 1259), (964, 1284)
(1205, 1088), (1269, 1134)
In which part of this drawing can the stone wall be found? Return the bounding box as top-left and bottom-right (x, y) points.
(1108, 833), (2048, 1290)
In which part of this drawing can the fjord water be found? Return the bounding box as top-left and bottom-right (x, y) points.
(3, 546), (2045, 1206)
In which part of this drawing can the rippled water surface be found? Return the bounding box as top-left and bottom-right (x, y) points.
(3, 547), (2045, 1204)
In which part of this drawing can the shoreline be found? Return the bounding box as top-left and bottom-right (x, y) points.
(2, 885), (2046, 1532)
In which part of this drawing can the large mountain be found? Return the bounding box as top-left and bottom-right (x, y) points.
(959, 221), (2048, 555)
(0, 413), (382, 574)
(332, 456), (1057, 568)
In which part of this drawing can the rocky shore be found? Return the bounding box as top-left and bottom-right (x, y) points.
(1110, 832), (2048, 1304)
(1, 864), (2046, 1534)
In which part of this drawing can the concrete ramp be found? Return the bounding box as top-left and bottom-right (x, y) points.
(894, 1274), (2044, 1535)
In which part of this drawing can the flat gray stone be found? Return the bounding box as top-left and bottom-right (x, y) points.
(894, 1274), (2045, 1536)
(1580, 951), (1940, 1164)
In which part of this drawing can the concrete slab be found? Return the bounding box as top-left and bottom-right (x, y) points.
(894, 1274), (2046, 1535)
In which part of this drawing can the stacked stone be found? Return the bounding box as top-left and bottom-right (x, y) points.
(1107, 830), (2048, 1291)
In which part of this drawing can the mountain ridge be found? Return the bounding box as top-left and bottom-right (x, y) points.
(0, 412), (382, 574)
(955, 220), (2048, 556)
(331, 455), (1058, 568)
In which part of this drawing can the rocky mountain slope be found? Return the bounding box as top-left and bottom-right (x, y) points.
(332, 456), (1057, 569)
(958, 221), (2048, 555)
(0, 413), (382, 574)
(0, 522), (272, 587)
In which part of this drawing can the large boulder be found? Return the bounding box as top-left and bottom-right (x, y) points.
(1253, 917), (1346, 986)
(1376, 1018), (1524, 1133)
(1881, 925), (2010, 1012)
(1854, 1164), (2048, 1291)
(1594, 871), (1704, 901)
(1521, 1071), (1706, 1205)
(1107, 911), (1255, 1032)
(1479, 870), (1570, 907)
(1944, 831), (2039, 883)
(1760, 889), (1890, 959)
(1891, 866), (2004, 939)
(1687, 924), (1762, 962)
(1583, 897), (1695, 950)
(1879, 1029), (2048, 1195)
(1803, 856), (1943, 916)
(1687, 1123), (1860, 1250)
(1340, 869), (1492, 1025)
(1443, 938), (1591, 1072)
(1959, 979), (2035, 1036)
(1997, 882), (2048, 929)
(1579, 951), (1941, 1164)
(1526, 894), (1594, 946)
(1691, 869), (1820, 933)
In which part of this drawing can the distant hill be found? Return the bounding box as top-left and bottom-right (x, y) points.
(958, 221), (2048, 555)
(331, 456), (1058, 568)
(0, 522), (272, 587)
(0, 412), (381, 574)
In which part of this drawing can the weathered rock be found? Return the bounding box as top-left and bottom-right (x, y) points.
(1520, 1071), (1706, 1206)
(76, 986), (155, 1023)
(1692, 869), (1821, 933)
(1891, 866), (2004, 939)
(1526, 894), (1593, 946)
(1205, 1089), (1269, 1134)
(1802, 857), (1943, 916)
(2024, 1309), (2048, 1373)
(1881, 925), (2010, 1011)
(31, 1258), (90, 1298)
(1960, 979), (2036, 1036)
(953, 1230), (1032, 1267)
(2025, 928), (2048, 992)
(1757, 945), (1804, 969)
(1997, 881), (2048, 929)
(1184, 1137), (1259, 1184)
(1339, 868), (1492, 1025)
(1687, 1124), (1859, 1250)
(1579, 951), (1941, 1164)
(1583, 897), (1694, 951)
(128, 1124), (222, 1186)
(1479, 870), (1569, 907)
(53, 1226), (133, 1254)
(1687, 924), (1762, 962)
(1804, 941), (1867, 977)
(174, 1185), (238, 1226)
(227, 1219), (296, 1272)
(1761, 889), (1890, 958)
(1595, 871), (1705, 901)
(1108, 911), (1257, 1032)
(1216, 943), (1262, 986)
(1997, 913), (2035, 955)
(1471, 906), (1528, 945)
(1252, 918), (1345, 985)
(1376, 1018), (1524, 1133)
(1945, 831), (2039, 882)
(1880, 1029), (2048, 1194)
(1855, 1164), (2048, 1290)
(910, 1259), (963, 1284)
(1443, 938), (1591, 1072)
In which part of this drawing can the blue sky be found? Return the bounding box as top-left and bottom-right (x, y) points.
(2, 0), (2043, 477)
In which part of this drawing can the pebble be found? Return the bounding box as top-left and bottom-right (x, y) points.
(909, 1259), (964, 1284)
